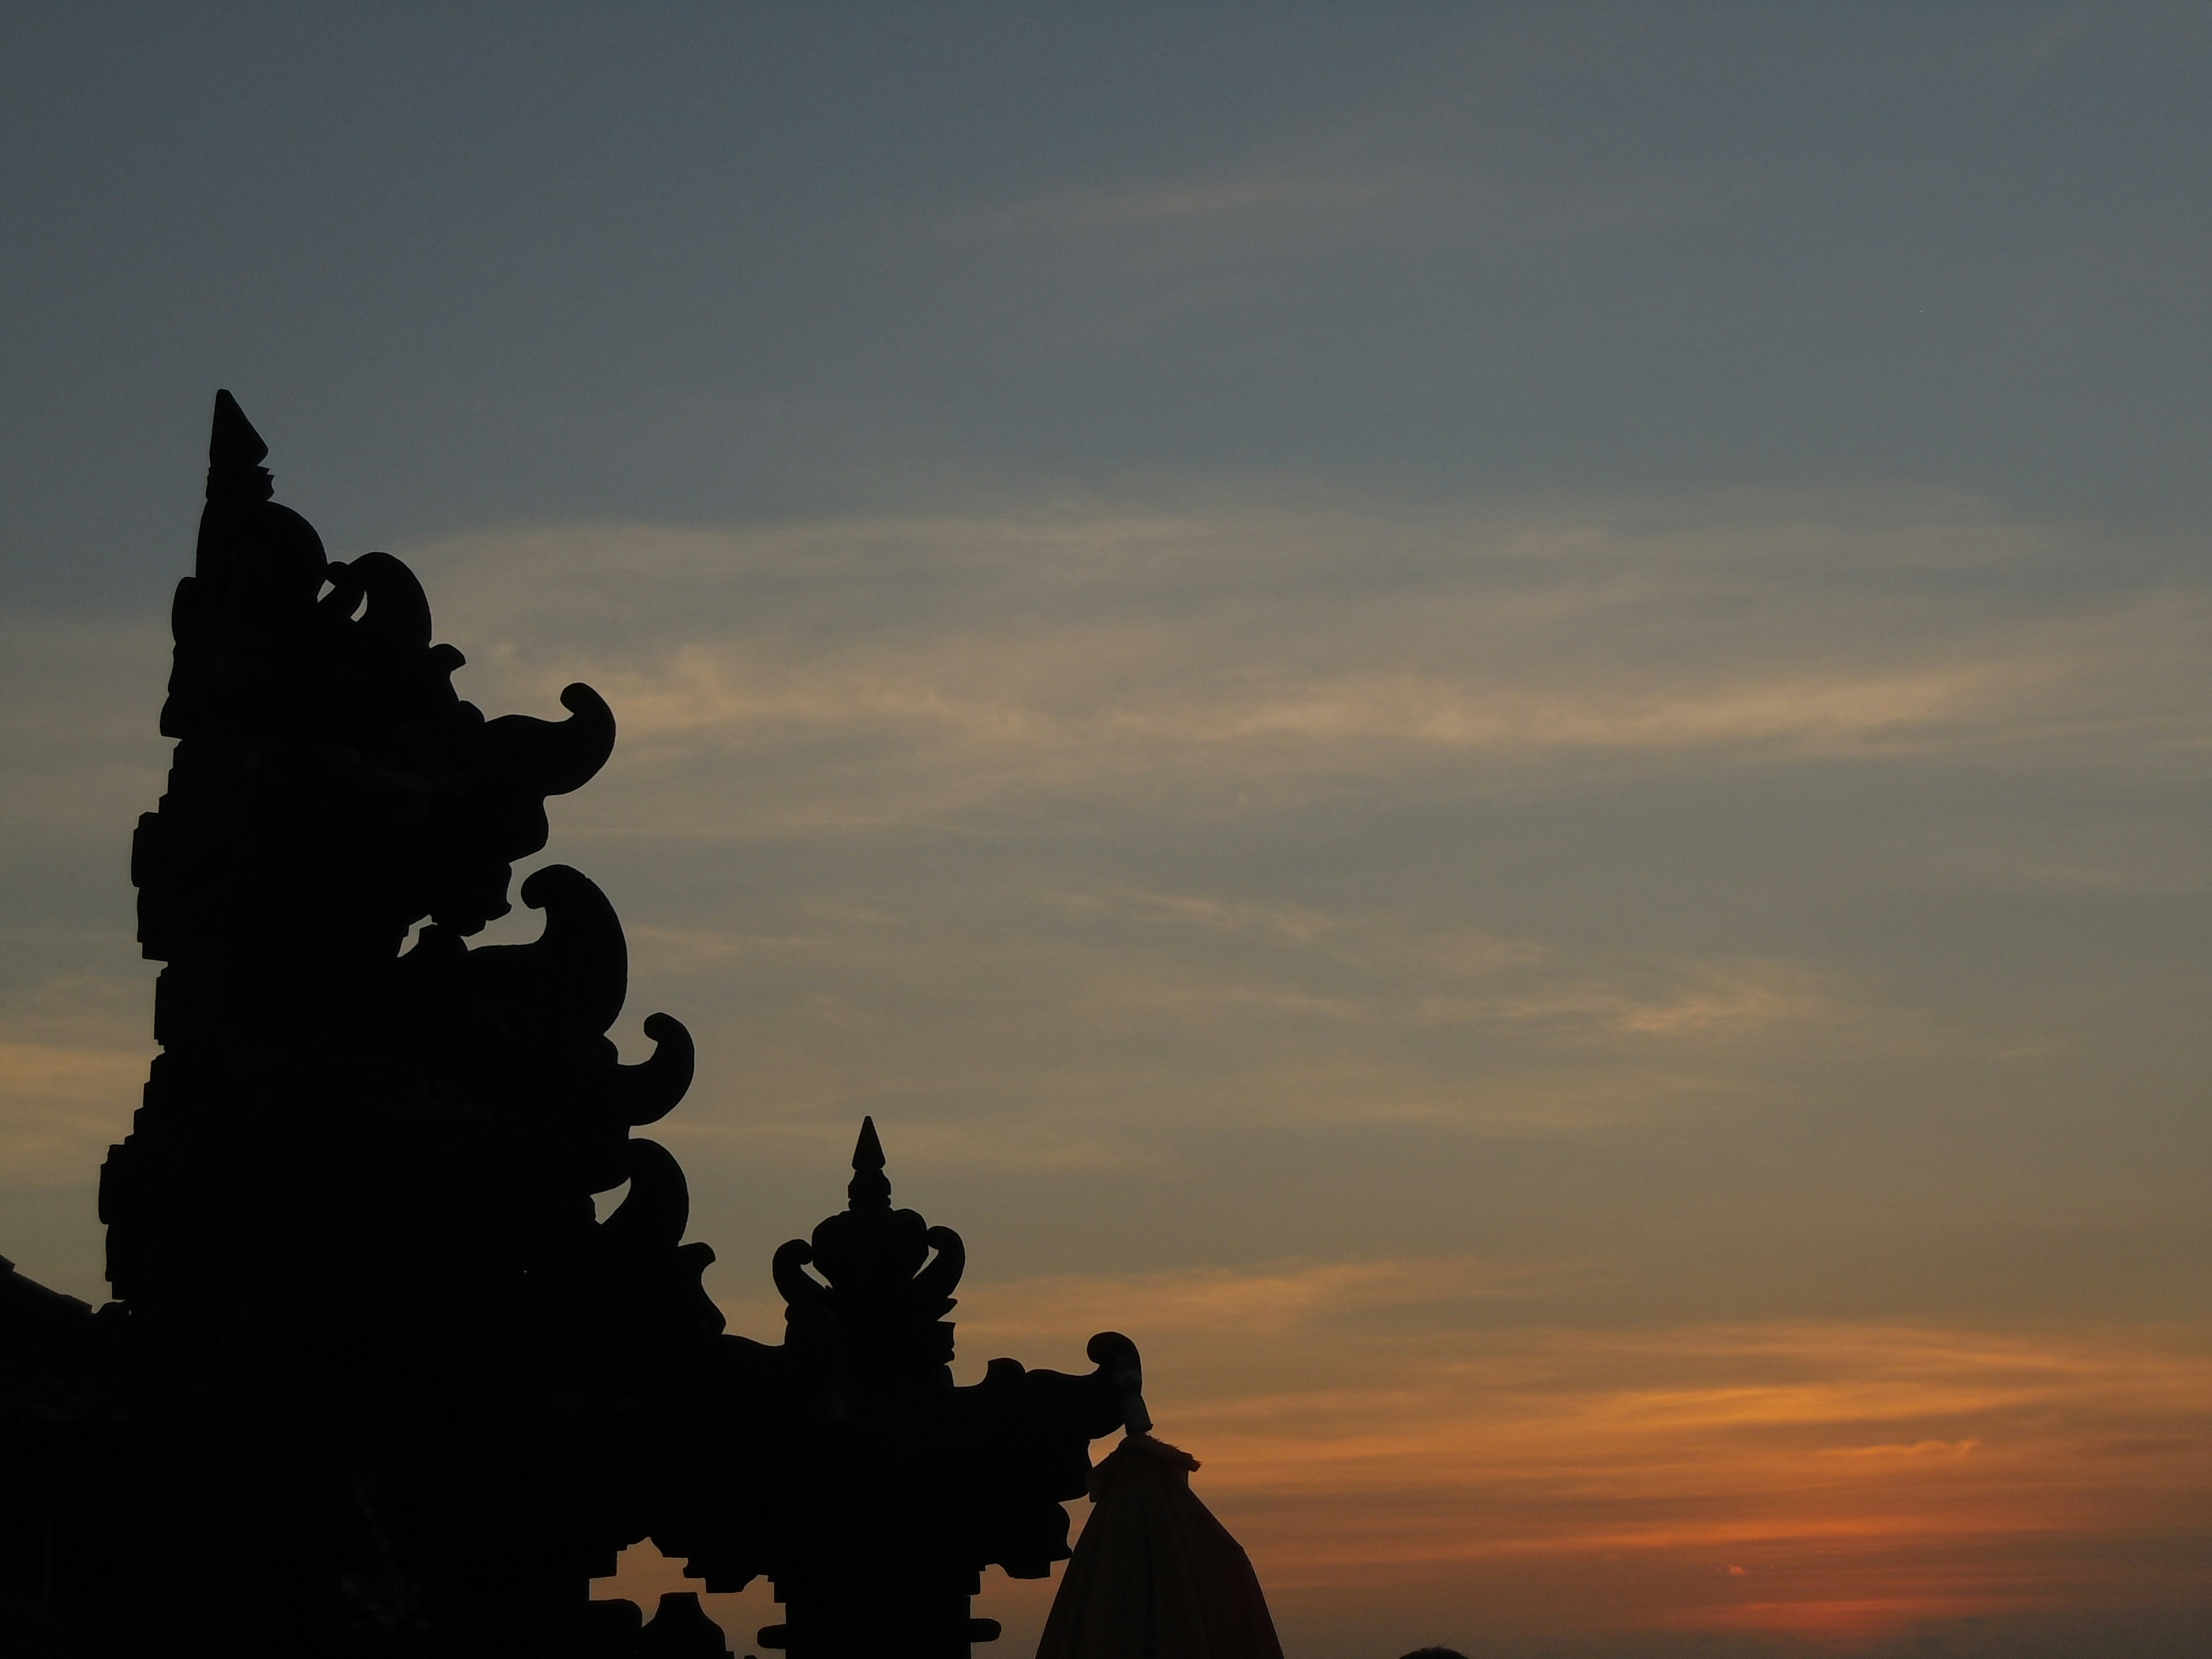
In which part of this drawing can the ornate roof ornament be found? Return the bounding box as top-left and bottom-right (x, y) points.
(1, 393), (1152, 1659)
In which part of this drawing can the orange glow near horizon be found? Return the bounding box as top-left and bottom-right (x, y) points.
(906, 1262), (2212, 1648)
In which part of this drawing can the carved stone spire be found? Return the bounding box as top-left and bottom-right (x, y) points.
(90, 392), (717, 1654)
(849, 1115), (892, 1210)
(206, 387), (272, 497)
(9, 392), (1157, 1659)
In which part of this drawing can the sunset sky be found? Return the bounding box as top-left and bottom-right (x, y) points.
(4, 6), (2210, 1655)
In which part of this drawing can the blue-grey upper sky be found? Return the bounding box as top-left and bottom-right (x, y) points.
(4, 7), (2211, 1655)
(6, 4), (2210, 603)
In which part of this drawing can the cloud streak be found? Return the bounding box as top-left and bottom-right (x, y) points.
(6, 486), (2209, 1653)
(944, 1257), (2212, 1646)
(386, 491), (2212, 842)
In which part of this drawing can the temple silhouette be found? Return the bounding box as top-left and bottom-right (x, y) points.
(0, 394), (1149, 1657)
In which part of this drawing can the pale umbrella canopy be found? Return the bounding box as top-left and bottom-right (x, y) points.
(1037, 1434), (1284, 1659)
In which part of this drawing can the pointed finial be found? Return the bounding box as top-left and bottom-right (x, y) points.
(207, 389), (273, 502)
(847, 1116), (891, 1210)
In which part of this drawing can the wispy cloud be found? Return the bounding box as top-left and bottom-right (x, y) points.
(10, 491), (2209, 1656)
(0, 1036), (151, 1185)
(206, 484), (2175, 1179)
(381, 491), (2212, 847)
(1020, 171), (1402, 234)
(0, 956), (157, 1190)
(13, 490), (2198, 1208)
(944, 1257), (2212, 1645)
(0, 617), (171, 832)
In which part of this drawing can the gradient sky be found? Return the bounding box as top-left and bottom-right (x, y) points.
(4, 6), (2210, 1656)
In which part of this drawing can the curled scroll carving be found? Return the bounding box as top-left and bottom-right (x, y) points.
(1, 394), (1154, 1659)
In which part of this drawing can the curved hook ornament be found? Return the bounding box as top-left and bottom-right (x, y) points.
(600, 1137), (690, 1253)
(316, 560), (365, 627)
(914, 1224), (966, 1310)
(482, 682), (615, 798)
(773, 1238), (828, 1310)
(608, 1011), (694, 1126)
(1086, 1330), (1152, 1434)
(347, 551), (433, 652)
(514, 863), (628, 1035)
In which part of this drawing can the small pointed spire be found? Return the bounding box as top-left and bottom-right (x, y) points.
(848, 1116), (892, 1210)
(207, 389), (274, 502)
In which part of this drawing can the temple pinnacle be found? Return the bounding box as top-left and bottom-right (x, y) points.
(207, 388), (272, 501)
(848, 1116), (891, 1209)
